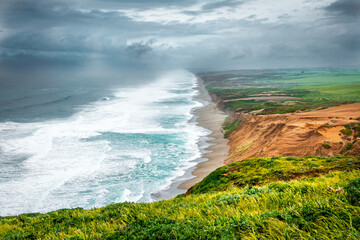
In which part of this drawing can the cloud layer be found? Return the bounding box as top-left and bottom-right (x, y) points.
(0, 0), (359, 72)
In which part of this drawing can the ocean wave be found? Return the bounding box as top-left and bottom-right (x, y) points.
(0, 95), (72, 113)
(0, 69), (209, 216)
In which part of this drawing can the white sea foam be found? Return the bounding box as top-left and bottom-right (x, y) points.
(0, 69), (209, 216)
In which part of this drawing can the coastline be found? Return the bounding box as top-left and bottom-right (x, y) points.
(151, 77), (229, 200)
(178, 78), (229, 189)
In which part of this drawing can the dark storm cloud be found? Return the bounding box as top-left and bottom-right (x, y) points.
(334, 33), (360, 51)
(1, 1), (98, 29)
(0, 0), (359, 73)
(181, 0), (245, 16)
(0, 0), (134, 30)
(201, 0), (245, 11)
(0, 0), (161, 65)
(126, 40), (153, 58)
(325, 0), (360, 17)
(96, 0), (197, 8)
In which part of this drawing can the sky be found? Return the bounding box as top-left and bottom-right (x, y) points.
(0, 0), (359, 76)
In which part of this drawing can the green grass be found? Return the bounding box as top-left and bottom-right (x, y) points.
(203, 69), (360, 114)
(278, 72), (360, 86)
(188, 156), (359, 194)
(1, 156), (360, 239)
(222, 118), (242, 138)
(222, 98), (346, 115)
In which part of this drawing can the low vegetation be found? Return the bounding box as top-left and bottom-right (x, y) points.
(188, 156), (359, 194)
(322, 141), (331, 149)
(1, 156), (359, 239)
(339, 122), (360, 154)
(200, 69), (360, 114)
(222, 117), (242, 138)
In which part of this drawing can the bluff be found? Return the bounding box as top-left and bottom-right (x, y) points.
(223, 103), (360, 163)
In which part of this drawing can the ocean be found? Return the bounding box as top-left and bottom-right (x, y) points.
(0, 70), (210, 216)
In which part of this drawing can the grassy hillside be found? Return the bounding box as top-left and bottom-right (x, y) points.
(1, 156), (359, 239)
(200, 69), (360, 115)
(188, 156), (360, 194)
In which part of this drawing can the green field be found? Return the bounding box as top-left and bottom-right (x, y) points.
(1, 156), (359, 239)
(200, 69), (360, 115)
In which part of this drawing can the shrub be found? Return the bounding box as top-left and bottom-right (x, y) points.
(322, 142), (331, 149)
(268, 182), (291, 192)
(308, 162), (319, 167)
(340, 128), (353, 136)
(345, 143), (353, 151)
(345, 178), (360, 205)
(217, 194), (240, 205)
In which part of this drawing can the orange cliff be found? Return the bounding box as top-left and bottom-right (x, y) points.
(225, 103), (360, 164)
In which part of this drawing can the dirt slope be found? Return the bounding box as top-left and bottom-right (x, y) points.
(226, 103), (360, 163)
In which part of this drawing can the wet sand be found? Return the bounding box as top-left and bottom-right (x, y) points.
(178, 79), (229, 190)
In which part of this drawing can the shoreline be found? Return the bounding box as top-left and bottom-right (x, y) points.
(178, 78), (229, 189)
(151, 77), (229, 200)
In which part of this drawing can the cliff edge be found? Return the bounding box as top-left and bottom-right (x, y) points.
(225, 103), (360, 163)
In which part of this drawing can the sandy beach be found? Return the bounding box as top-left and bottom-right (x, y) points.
(178, 79), (229, 190)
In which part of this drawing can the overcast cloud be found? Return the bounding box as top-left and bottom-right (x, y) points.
(0, 0), (359, 74)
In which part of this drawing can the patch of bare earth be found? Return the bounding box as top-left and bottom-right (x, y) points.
(225, 103), (360, 164)
(223, 96), (298, 102)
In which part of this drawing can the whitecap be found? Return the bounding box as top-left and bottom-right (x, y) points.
(0, 69), (211, 215)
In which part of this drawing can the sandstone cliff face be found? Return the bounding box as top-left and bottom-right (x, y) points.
(225, 103), (360, 163)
